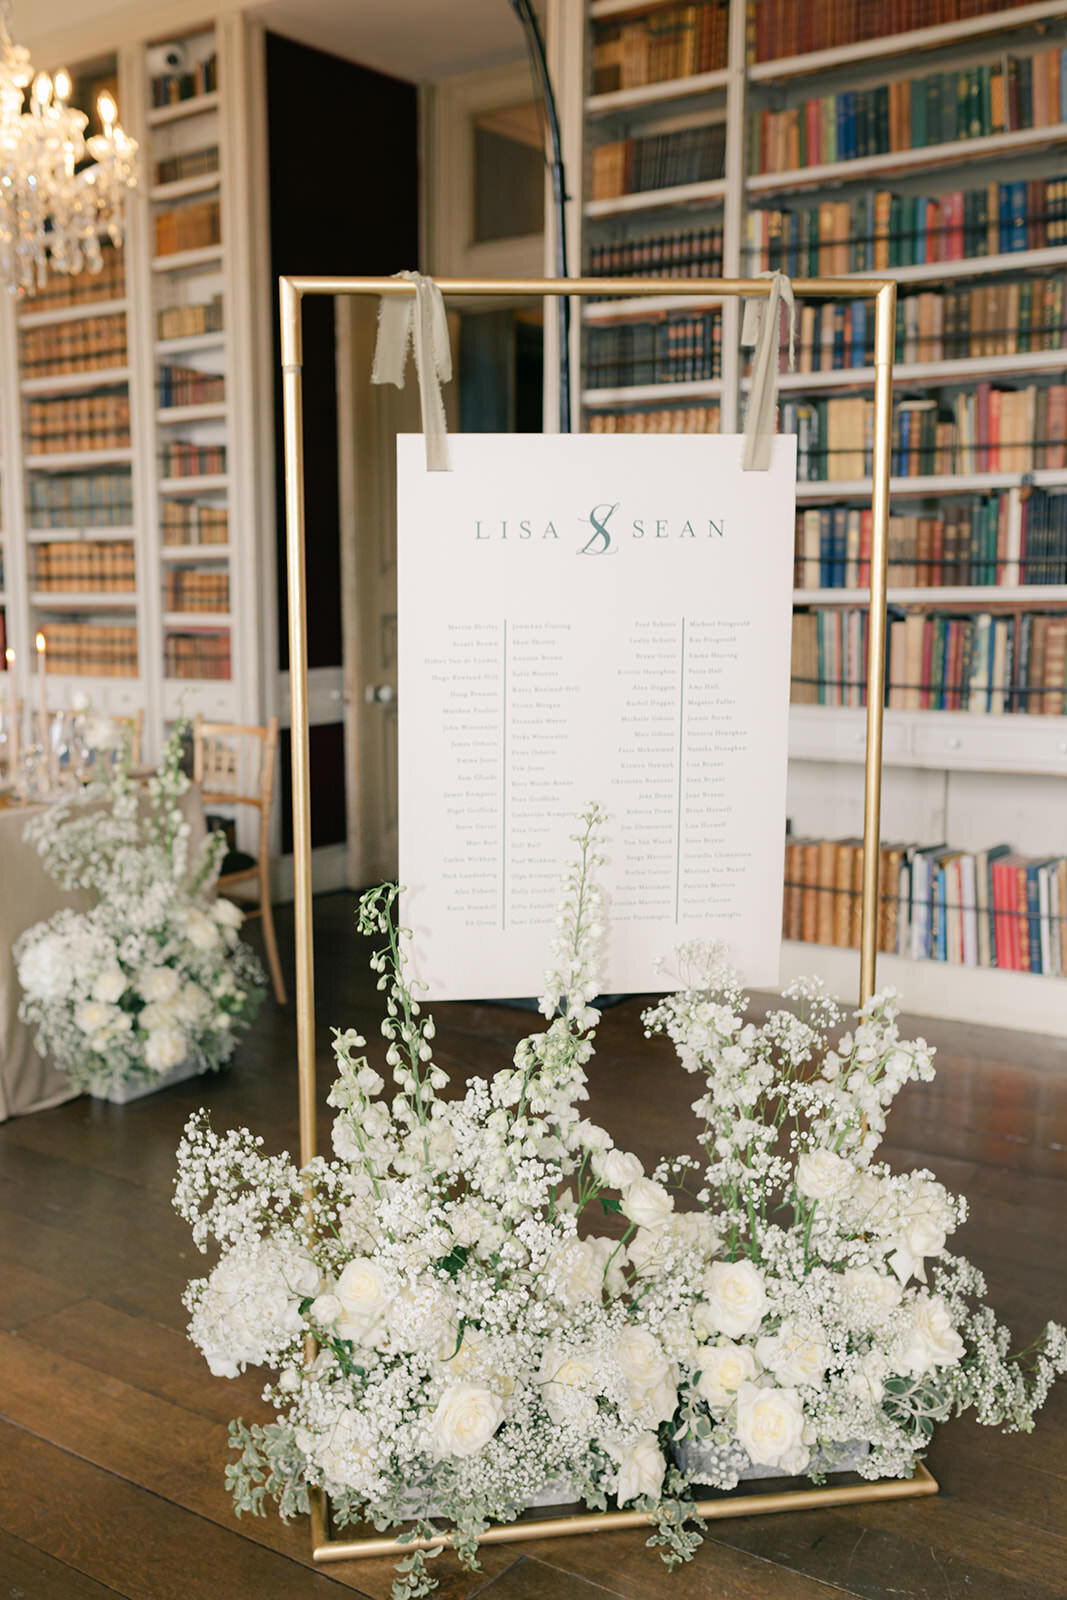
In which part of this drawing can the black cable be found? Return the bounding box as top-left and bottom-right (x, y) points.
(508, 0), (572, 432)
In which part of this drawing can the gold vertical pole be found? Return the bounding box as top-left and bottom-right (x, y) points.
(859, 280), (897, 1004)
(280, 276), (318, 1168)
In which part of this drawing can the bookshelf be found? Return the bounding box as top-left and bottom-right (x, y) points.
(556, 0), (1067, 1027)
(0, 14), (273, 748)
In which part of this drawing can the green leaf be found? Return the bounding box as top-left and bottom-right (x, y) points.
(599, 1196), (623, 1215)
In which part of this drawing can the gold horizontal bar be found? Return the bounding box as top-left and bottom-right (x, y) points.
(281, 274), (896, 301)
(310, 1462), (938, 1563)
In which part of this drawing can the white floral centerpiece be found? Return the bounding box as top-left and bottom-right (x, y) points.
(175, 808), (1065, 1598)
(16, 722), (266, 1098)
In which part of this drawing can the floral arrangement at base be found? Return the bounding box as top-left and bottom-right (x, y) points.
(175, 808), (1065, 1599)
(16, 722), (266, 1097)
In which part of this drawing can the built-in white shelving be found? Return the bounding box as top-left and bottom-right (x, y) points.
(146, 90), (219, 126)
(566, 0), (1067, 1025)
(21, 367), (131, 396)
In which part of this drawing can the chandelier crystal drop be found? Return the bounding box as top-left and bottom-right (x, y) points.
(0, 0), (139, 294)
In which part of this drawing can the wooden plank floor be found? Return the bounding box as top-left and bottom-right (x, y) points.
(1, 890), (1064, 1599)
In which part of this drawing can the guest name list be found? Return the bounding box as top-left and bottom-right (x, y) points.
(397, 433), (797, 998)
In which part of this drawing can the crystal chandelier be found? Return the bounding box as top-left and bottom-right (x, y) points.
(0, 0), (139, 294)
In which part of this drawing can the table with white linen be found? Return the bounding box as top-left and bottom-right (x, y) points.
(0, 783), (206, 1120)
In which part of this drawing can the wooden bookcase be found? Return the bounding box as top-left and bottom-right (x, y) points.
(551, 0), (1067, 1028)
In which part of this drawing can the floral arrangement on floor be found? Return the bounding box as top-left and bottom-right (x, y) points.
(16, 721), (266, 1097)
(175, 807), (1065, 1598)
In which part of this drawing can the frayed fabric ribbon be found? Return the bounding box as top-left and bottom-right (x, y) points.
(371, 271), (453, 472)
(740, 270), (796, 472)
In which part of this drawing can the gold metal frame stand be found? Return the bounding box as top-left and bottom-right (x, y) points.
(280, 272), (937, 1564)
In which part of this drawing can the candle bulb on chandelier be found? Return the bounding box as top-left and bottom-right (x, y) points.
(33, 72), (52, 110)
(53, 69), (71, 103)
(97, 91), (116, 132)
(35, 632), (48, 755)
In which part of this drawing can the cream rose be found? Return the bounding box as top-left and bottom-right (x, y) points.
(540, 1345), (598, 1426)
(616, 1325), (671, 1394)
(213, 898), (244, 928)
(735, 1382), (808, 1471)
(144, 1025), (187, 1072)
(335, 1257), (390, 1341)
(139, 966), (181, 1003)
(431, 1382), (505, 1458)
(755, 1322), (828, 1387)
(550, 1238), (607, 1307)
(593, 1147), (644, 1190)
(796, 1148), (853, 1204)
(696, 1340), (759, 1409)
(702, 1260), (768, 1339)
(889, 1212), (947, 1284)
(92, 970), (126, 1003)
(842, 1266), (902, 1324)
(899, 1296), (965, 1377)
(621, 1177), (674, 1230)
(75, 1000), (113, 1035)
(183, 909), (221, 950)
(616, 1432), (664, 1505)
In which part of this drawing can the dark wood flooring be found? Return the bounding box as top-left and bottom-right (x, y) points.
(1, 890), (1064, 1599)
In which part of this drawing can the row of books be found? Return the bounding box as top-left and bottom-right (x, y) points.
(19, 248), (124, 313)
(28, 470), (133, 528)
(150, 52), (218, 107)
(160, 441), (226, 478)
(592, 1), (729, 94)
(753, 0), (1030, 65)
(20, 313), (128, 377)
(154, 200), (221, 258)
(161, 501), (228, 544)
(42, 622), (138, 677)
(585, 314), (722, 388)
(154, 145), (219, 186)
(753, 46), (1067, 176)
(158, 364), (225, 408)
(781, 383), (1067, 481)
(585, 402), (721, 433)
(34, 541), (136, 593)
(790, 607), (1067, 713)
(156, 295), (223, 342)
(587, 226), (723, 283)
(591, 124), (726, 200)
(795, 491), (1067, 589)
(163, 569), (229, 612)
(745, 177), (1067, 275)
(782, 835), (1067, 977)
(164, 629), (231, 680)
(26, 393), (131, 456)
(789, 279), (1067, 372)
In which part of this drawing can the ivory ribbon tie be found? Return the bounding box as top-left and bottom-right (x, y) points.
(741, 270), (796, 472)
(371, 270), (453, 472)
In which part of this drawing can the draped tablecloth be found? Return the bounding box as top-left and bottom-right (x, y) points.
(0, 783), (205, 1120)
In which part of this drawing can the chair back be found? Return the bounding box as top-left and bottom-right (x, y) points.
(192, 715), (279, 860)
(115, 708), (144, 765)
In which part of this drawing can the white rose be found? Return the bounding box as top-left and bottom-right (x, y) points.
(735, 1382), (808, 1471)
(643, 1370), (679, 1425)
(431, 1382), (505, 1459)
(796, 1148), (853, 1204)
(144, 1025), (187, 1072)
(616, 1432), (664, 1506)
(86, 714), (120, 750)
(586, 1235), (627, 1298)
(540, 1345), (598, 1426)
(213, 898), (244, 928)
(139, 966), (181, 1003)
(616, 1326), (670, 1396)
(621, 1177), (674, 1230)
(696, 1340), (759, 1409)
(592, 1147), (644, 1190)
(310, 1292), (343, 1326)
(335, 1257), (390, 1341)
(75, 1000), (113, 1036)
(702, 1260), (768, 1339)
(842, 1266), (902, 1325)
(575, 1119), (613, 1155)
(628, 1227), (671, 1280)
(183, 909), (221, 950)
(899, 1296), (965, 1377)
(71, 690), (91, 713)
(847, 1349), (888, 1404)
(756, 1322), (828, 1387)
(141, 999), (179, 1032)
(92, 970), (126, 1003)
(549, 1238), (608, 1307)
(203, 1347), (241, 1379)
(889, 1213), (947, 1285)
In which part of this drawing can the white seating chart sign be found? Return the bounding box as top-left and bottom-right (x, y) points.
(397, 432), (797, 998)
